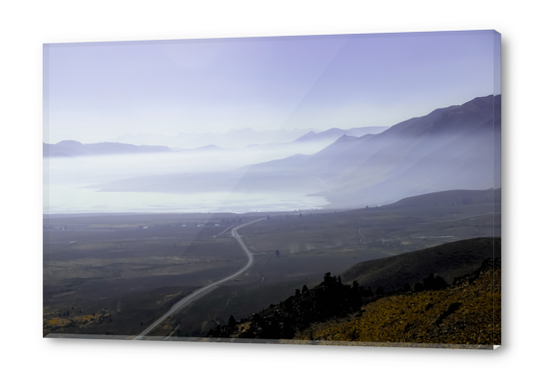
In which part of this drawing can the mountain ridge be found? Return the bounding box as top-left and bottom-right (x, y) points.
(293, 126), (388, 144)
(43, 140), (172, 158)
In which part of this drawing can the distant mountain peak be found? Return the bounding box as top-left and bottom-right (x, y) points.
(56, 140), (84, 146)
(195, 144), (222, 150)
(294, 127), (388, 144)
(225, 127), (256, 135)
(43, 140), (171, 158)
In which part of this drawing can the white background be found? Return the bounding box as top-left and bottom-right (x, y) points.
(0, 1), (538, 378)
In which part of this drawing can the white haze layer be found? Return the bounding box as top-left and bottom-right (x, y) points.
(44, 141), (332, 214)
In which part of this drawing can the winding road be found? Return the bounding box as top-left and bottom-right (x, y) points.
(133, 217), (265, 340)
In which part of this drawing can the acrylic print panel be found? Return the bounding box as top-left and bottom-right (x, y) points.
(43, 30), (501, 349)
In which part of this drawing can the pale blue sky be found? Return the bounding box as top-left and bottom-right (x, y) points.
(44, 30), (500, 144)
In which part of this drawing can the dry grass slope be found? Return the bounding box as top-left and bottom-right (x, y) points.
(296, 259), (500, 346)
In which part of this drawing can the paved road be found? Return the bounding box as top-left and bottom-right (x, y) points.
(133, 217), (265, 340)
(214, 225), (234, 238)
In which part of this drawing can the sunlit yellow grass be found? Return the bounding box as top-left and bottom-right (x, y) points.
(297, 267), (500, 345)
(44, 312), (111, 333)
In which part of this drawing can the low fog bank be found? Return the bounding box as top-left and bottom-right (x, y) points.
(95, 129), (499, 208)
(44, 187), (329, 214)
(44, 140), (336, 186)
(44, 141), (335, 214)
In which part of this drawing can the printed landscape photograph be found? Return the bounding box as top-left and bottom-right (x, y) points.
(43, 30), (501, 349)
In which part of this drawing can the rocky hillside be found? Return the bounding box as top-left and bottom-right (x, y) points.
(296, 258), (500, 347)
(206, 238), (501, 348)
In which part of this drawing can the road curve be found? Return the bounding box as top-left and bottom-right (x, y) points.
(133, 217), (265, 340)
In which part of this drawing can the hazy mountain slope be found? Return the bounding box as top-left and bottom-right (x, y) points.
(241, 95), (500, 206)
(294, 126), (388, 144)
(296, 258), (501, 347)
(319, 96), (501, 205)
(257, 95), (500, 206)
(331, 125), (499, 205)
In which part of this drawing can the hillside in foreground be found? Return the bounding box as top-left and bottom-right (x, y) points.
(342, 237), (500, 292)
(296, 258), (500, 347)
(206, 238), (500, 349)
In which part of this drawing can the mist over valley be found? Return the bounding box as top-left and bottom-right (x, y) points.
(44, 125), (390, 213)
(86, 95), (501, 211)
